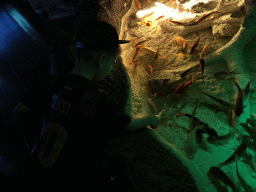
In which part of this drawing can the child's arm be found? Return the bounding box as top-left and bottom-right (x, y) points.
(125, 115), (153, 131)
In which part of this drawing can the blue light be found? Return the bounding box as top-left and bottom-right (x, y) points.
(52, 94), (59, 110)
(76, 42), (85, 48)
(0, 155), (3, 167)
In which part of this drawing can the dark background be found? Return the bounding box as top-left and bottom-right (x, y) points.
(0, 0), (78, 177)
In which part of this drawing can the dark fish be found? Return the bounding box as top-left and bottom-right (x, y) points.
(235, 155), (254, 192)
(190, 33), (200, 55)
(249, 90), (256, 106)
(175, 79), (188, 95)
(213, 71), (241, 80)
(190, 106), (198, 132)
(153, 49), (160, 60)
(195, 128), (206, 145)
(240, 122), (256, 143)
(239, 134), (256, 153)
(247, 118), (256, 127)
(174, 124), (191, 134)
(200, 102), (230, 116)
(201, 91), (234, 110)
(208, 166), (237, 192)
(203, 125), (219, 139)
(195, 128), (210, 151)
(233, 80), (243, 117)
(244, 77), (255, 100)
(239, 134), (252, 144)
(240, 125), (256, 154)
(176, 113), (209, 130)
(207, 171), (229, 192)
(176, 113), (204, 126)
(199, 58), (205, 81)
(207, 129), (236, 146)
(194, 11), (221, 25)
(240, 150), (256, 172)
(217, 142), (247, 168)
(169, 20), (187, 26)
(182, 131), (198, 160)
(180, 65), (200, 78)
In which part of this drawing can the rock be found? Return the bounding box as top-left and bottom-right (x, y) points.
(213, 14), (244, 28)
(148, 78), (175, 97)
(190, 1), (218, 13)
(231, 5), (246, 18)
(212, 23), (240, 37)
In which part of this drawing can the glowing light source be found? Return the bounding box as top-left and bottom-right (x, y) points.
(136, 0), (219, 21)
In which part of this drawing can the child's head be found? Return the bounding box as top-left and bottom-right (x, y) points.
(72, 20), (128, 80)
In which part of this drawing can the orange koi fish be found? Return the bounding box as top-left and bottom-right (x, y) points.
(135, 39), (149, 48)
(136, 0), (141, 9)
(200, 44), (210, 57)
(155, 15), (165, 21)
(129, 45), (142, 65)
(175, 79), (188, 95)
(195, 11), (221, 25)
(175, 75), (195, 95)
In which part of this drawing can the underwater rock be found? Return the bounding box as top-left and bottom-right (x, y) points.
(212, 23), (240, 37)
(191, 1), (218, 13)
(231, 4), (247, 18)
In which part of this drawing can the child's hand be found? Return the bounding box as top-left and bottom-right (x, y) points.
(149, 115), (160, 129)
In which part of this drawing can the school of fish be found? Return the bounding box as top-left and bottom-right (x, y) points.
(131, 3), (256, 191)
